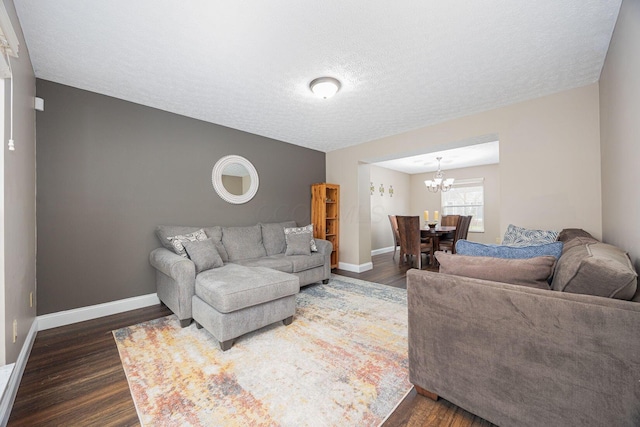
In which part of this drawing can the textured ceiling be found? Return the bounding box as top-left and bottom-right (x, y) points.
(15, 0), (621, 153)
(375, 141), (499, 175)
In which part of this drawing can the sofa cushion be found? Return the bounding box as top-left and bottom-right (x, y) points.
(260, 221), (297, 256)
(551, 242), (638, 300)
(233, 255), (294, 273)
(195, 264), (299, 313)
(284, 224), (318, 252)
(456, 239), (563, 260)
(436, 252), (556, 290)
(502, 224), (559, 246)
(233, 253), (325, 273)
(182, 238), (223, 273)
(285, 231), (312, 256)
(287, 253), (326, 273)
(222, 225), (267, 261)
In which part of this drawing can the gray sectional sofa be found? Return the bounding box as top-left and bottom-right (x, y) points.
(407, 229), (640, 427)
(149, 221), (332, 349)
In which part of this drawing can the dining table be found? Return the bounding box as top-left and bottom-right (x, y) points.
(420, 225), (456, 266)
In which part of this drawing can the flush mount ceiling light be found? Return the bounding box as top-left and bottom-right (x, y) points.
(309, 77), (341, 99)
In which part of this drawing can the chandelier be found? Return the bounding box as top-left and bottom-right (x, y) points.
(424, 157), (454, 193)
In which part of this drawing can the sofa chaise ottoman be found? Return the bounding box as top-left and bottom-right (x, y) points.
(193, 264), (299, 350)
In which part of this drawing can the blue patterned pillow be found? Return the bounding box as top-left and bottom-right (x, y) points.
(456, 239), (563, 260)
(502, 224), (559, 246)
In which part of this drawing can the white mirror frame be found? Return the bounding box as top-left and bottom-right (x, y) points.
(212, 155), (259, 204)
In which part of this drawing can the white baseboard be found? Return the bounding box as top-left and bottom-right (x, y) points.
(0, 319), (37, 426)
(0, 365), (13, 401)
(371, 246), (395, 256)
(337, 261), (373, 273)
(37, 293), (161, 331)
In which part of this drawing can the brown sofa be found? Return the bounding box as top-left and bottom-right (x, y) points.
(407, 230), (640, 427)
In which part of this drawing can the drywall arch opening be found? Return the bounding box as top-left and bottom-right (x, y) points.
(361, 134), (501, 259)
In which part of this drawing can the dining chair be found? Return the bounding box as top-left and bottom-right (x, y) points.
(396, 216), (432, 269)
(440, 214), (460, 227)
(388, 215), (401, 260)
(460, 215), (472, 240)
(436, 214), (460, 252)
(438, 215), (472, 253)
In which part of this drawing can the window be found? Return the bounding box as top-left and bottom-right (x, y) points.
(441, 178), (484, 232)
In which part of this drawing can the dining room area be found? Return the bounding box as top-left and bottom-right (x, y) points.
(390, 213), (472, 269)
(368, 142), (501, 270)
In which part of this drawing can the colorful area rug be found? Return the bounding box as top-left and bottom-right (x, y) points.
(113, 275), (410, 426)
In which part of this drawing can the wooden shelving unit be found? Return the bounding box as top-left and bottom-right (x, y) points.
(311, 183), (340, 269)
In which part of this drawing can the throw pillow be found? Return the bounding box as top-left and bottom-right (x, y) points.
(551, 242), (638, 300)
(456, 239), (563, 260)
(166, 228), (208, 257)
(436, 252), (556, 290)
(285, 231), (312, 256)
(182, 238), (224, 273)
(502, 224), (559, 246)
(557, 228), (596, 243)
(260, 221), (297, 255)
(284, 224), (317, 252)
(156, 225), (201, 250)
(202, 226), (229, 262)
(556, 228), (600, 252)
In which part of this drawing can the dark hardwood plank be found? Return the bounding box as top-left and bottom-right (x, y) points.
(9, 304), (171, 426)
(9, 253), (493, 426)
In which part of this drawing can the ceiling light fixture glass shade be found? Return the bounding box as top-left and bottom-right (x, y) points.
(310, 77), (341, 99)
(424, 157), (455, 193)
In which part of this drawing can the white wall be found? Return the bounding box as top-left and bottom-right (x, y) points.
(327, 84), (602, 268)
(369, 165), (410, 251)
(410, 163), (500, 244)
(0, 68), (4, 364)
(2, 0), (37, 364)
(600, 0), (640, 271)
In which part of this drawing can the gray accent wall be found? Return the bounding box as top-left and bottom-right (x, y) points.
(36, 80), (325, 315)
(600, 0), (640, 272)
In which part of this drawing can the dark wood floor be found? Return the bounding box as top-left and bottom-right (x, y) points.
(9, 252), (493, 426)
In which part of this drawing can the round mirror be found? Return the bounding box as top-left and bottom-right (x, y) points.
(212, 155), (259, 204)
